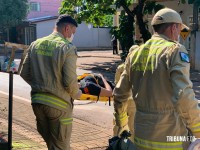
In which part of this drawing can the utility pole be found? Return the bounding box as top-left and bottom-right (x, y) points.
(194, 0), (200, 70)
(113, 11), (120, 54)
(190, 0), (200, 69)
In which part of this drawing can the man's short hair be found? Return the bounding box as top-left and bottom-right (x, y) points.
(56, 14), (78, 27)
(152, 23), (178, 33)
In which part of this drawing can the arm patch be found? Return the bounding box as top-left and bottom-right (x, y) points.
(180, 52), (190, 63)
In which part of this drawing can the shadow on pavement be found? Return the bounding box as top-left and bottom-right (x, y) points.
(78, 60), (121, 82)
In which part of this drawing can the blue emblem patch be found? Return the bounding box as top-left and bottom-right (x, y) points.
(180, 52), (190, 63)
(187, 139), (200, 150)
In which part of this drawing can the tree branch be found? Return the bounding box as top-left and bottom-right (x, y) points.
(136, 0), (151, 42)
(119, 0), (134, 17)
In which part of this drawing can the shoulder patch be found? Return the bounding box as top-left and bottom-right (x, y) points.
(180, 52), (190, 63)
(69, 45), (78, 56)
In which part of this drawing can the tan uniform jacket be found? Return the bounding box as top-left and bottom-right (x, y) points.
(115, 63), (125, 85)
(20, 32), (80, 110)
(114, 62), (136, 142)
(113, 34), (200, 149)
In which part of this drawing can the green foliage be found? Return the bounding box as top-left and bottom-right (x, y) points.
(188, 0), (200, 4)
(59, 0), (115, 27)
(144, 1), (164, 14)
(188, 0), (194, 4)
(0, 0), (28, 30)
(110, 12), (134, 57)
(180, 0), (186, 4)
(60, 0), (187, 60)
(116, 0), (135, 8)
(103, 15), (113, 27)
(118, 14), (134, 52)
(59, 0), (135, 54)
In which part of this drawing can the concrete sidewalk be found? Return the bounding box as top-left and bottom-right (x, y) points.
(0, 93), (112, 150)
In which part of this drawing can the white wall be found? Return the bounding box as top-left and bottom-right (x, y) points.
(35, 21), (112, 48)
(73, 22), (112, 48)
(36, 19), (56, 38)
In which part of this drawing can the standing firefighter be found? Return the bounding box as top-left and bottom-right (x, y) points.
(20, 15), (82, 150)
(113, 8), (200, 150)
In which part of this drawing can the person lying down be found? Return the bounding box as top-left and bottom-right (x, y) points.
(78, 73), (114, 97)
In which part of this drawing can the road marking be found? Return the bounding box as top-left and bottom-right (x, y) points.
(0, 90), (30, 103)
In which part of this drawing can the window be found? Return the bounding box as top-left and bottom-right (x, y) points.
(25, 26), (36, 45)
(30, 2), (40, 11)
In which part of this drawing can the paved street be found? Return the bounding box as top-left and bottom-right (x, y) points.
(0, 49), (200, 150)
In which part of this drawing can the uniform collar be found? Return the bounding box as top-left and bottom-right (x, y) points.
(152, 33), (171, 41)
(52, 31), (65, 39)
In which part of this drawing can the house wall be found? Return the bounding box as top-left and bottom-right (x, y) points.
(27, 0), (61, 19)
(36, 19), (56, 38)
(73, 23), (112, 48)
(28, 0), (111, 48)
(35, 21), (112, 48)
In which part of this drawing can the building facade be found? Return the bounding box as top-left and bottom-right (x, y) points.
(154, 1), (200, 70)
(27, 0), (61, 19)
(12, 0), (112, 48)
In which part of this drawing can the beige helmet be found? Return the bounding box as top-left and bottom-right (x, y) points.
(151, 8), (189, 30)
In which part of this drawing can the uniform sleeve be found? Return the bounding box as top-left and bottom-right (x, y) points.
(169, 44), (200, 137)
(20, 45), (32, 85)
(113, 57), (132, 127)
(114, 64), (124, 84)
(62, 45), (81, 99)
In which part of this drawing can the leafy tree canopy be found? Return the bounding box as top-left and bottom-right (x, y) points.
(59, 0), (166, 26)
(59, 0), (164, 41)
(59, 0), (186, 55)
(59, 0), (116, 27)
(0, 0), (28, 30)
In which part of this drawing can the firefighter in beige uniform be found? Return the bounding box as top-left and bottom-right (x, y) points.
(113, 45), (139, 142)
(113, 8), (200, 150)
(20, 15), (82, 150)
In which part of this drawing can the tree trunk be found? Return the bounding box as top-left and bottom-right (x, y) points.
(136, 0), (151, 42)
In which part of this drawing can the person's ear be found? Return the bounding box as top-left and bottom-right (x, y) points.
(169, 24), (175, 34)
(65, 26), (68, 32)
(64, 25), (70, 35)
(172, 24), (177, 31)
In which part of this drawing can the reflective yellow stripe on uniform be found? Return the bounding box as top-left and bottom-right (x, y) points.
(60, 118), (73, 125)
(134, 136), (183, 150)
(131, 39), (175, 72)
(32, 93), (68, 109)
(191, 122), (200, 132)
(117, 112), (128, 121)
